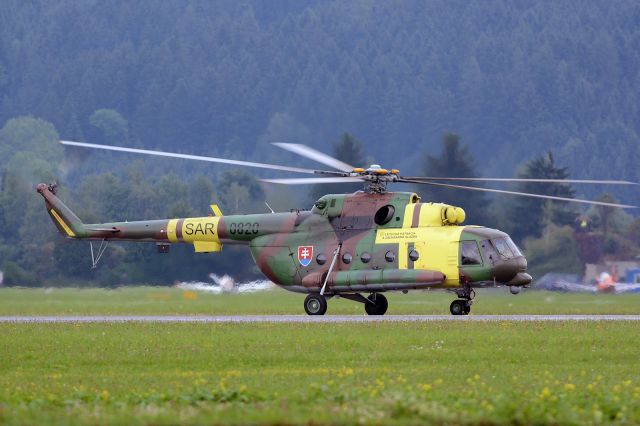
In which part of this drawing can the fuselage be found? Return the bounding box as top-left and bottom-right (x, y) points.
(37, 184), (531, 293)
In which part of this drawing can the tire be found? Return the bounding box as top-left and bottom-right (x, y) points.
(464, 303), (471, 315)
(450, 299), (466, 315)
(304, 294), (327, 315)
(365, 293), (388, 315)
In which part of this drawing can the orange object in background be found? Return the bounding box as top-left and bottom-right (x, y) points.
(182, 291), (198, 300)
(596, 272), (616, 293)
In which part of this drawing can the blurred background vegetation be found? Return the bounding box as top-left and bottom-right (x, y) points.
(0, 0), (638, 286)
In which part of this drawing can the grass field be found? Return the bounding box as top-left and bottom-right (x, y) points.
(1, 288), (639, 425)
(1, 286), (639, 315)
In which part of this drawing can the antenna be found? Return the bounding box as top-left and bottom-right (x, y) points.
(265, 201), (275, 214)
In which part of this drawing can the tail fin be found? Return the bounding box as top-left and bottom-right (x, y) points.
(36, 183), (84, 238)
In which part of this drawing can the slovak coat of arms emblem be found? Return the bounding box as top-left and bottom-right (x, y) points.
(297, 246), (313, 267)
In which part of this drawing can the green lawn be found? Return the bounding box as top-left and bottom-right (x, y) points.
(1, 288), (639, 425)
(1, 322), (639, 425)
(0, 286), (639, 315)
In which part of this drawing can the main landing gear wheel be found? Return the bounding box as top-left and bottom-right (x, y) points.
(304, 294), (327, 315)
(365, 293), (388, 315)
(450, 299), (470, 316)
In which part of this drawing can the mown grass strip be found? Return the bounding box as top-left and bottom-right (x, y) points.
(1, 322), (639, 425)
(1, 287), (639, 315)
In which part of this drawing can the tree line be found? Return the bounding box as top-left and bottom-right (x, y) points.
(1, 116), (638, 286)
(0, 0), (638, 203)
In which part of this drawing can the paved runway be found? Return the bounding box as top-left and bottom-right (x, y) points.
(1, 315), (640, 323)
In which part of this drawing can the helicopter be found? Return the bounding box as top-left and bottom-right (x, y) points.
(37, 140), (637, 315)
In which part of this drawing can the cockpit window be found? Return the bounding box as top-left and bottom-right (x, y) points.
(461, 241), (482, 265)
(505, 237), (522, 257)
(490, 238), (514, 260)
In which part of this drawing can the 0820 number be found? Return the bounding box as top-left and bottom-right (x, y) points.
(229, 222), (259, 235)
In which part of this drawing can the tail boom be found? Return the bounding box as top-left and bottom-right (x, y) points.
(37, 183), (225, 252)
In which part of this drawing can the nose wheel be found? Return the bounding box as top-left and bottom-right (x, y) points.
(450, 299), (471, 315)
(449, 287), (474, 315)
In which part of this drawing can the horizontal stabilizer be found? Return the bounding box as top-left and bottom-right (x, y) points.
(87, 228), (121, 233)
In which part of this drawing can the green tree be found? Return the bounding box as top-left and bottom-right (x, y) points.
(593, 193), (618, 241)
(630, 219), (640, 247)
(89, 109), (129, 145)
(417, 133), (489, 225)
(507, 152), (576, 242)
(76, 173), (131, 222)
(217, 170), (265, 214)
(332, 133), (367, 169)
(189, 175), (216, 215)
(0, 117), (62, 286)
(310, 133), (367, 201)
(0, 116), (61, 170)
(523, 224), (583, 278)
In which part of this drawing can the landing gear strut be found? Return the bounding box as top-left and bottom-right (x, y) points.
(449, 287), (475, 316)
(304, 292), (389, 316)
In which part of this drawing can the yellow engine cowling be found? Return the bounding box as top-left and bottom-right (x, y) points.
(443, 205), (466, 225)
(404, 202), (466, 227)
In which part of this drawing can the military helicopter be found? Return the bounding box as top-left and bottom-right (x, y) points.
(37, 140), (637, 315)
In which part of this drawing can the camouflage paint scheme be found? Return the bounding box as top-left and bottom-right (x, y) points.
(37, 183), (530, 294)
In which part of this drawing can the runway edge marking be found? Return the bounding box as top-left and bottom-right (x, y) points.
(1, 315), (640, 323)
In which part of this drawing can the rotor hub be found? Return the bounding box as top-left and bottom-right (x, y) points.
(350, 166), (399, 193)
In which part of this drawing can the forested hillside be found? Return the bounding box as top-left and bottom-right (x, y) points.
(1, 0), (639, 189)
(0, 0), (639, 285)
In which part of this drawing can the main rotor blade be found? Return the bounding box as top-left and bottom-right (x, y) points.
(60, 140), (315, 174)
(261, 177), (363, 185)
(272, 142), (354, 172)
(399, 178), (637, 209)
(403, 176), (638, 185)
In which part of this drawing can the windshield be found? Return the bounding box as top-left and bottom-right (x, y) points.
(505, 237), (522, 257)
(490, 238), (514, 260)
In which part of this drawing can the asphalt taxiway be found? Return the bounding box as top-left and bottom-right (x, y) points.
(1, 315), (639, 323)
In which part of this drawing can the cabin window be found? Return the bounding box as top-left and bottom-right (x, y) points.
(374, 205), (395, 225)
(385, 251), (395, 262)
(461, 241), (482, 265)
(409, 249), (419, 261)
(360, 252), (371, 263)
(342, 253), (352, 264)
(316, 254), (327, 265)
